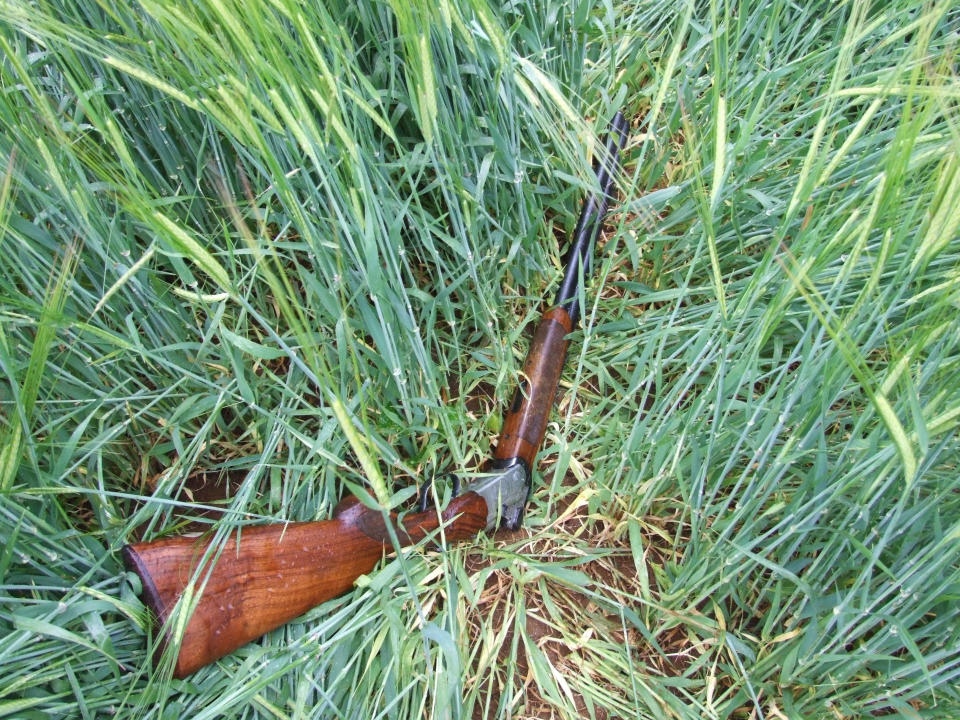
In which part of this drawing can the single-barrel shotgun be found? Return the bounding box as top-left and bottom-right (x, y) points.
(123, 111), (629, 678)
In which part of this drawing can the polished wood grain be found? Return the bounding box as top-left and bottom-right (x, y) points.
(123, 492), (488, 677)
(494, 306), (573, 468)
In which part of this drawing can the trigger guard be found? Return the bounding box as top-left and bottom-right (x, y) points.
(417, 472), (461, 513)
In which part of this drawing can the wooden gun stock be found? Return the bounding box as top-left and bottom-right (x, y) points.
(123, 111), (627, 677)
(495, 110), (627, 469)
(494, 307), (573, 468)
(123, 492), (487, 678)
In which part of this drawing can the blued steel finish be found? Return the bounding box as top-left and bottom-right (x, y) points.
(492, 112), (627, 519)
(554, 111), (629, 325)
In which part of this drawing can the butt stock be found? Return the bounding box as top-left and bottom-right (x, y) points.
(124, 492), (487, 677)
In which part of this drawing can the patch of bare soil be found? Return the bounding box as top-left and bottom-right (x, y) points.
(461, 477), (700, 720)
(129, 464), (251, 539)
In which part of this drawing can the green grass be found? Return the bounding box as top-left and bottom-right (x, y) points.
(1, 0), (958, 718)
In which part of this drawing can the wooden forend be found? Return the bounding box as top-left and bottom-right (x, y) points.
(494, 306), (573, 468)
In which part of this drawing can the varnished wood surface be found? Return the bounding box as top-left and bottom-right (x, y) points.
(494, 306), (573, 467)
(123, 492), (488, 677)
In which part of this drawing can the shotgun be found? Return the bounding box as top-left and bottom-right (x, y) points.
(123, 111), (629, 678)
